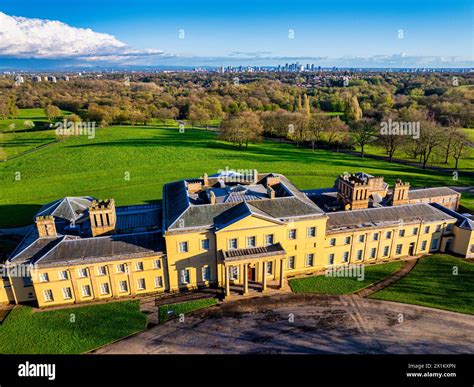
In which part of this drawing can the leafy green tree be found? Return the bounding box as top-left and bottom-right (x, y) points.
(344, 95), (363, 122)
(303, 94), (311, 120)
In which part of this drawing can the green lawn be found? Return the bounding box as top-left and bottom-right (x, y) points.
(370, 255), (474, 315)
(463, 128), (474, 143)
(159, 298), (218, 324)
(459, 192), (474, 213)
(0, 108), (71, 132)
(289, 261), (404, 294)
(0, 130), (58, 159)
(0, 108), (72, 160)
(0, 300), (147, 354)
(1, 117), (473, 227)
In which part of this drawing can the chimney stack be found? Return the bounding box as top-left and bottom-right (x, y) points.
(209, 191), (216, 205)
(89, 199), (117, 237)
(252, 169), (258, 184)
(202, 173), (209, 187)
(267, 186), (276, 199)
(390, 179), (410, 206)
(266, 175), (281, 187)
(35, 216), (57, 238)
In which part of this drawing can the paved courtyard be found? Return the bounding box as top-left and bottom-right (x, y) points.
(94, 294), (474, 354)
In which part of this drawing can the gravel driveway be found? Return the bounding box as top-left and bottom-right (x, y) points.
(93, 293), (474, 354)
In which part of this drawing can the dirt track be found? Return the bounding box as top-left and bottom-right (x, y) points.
(93, 294), (474, 354)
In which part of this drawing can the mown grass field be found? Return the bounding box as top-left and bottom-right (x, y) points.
(370, 255), (474, 315)
(459, 192), (474, 213)
(0, 130), (58, 159)
(158, 298), (218, 324)
(0, 301), (147, 354)
(0, 108), (72, 160)
(289, 261), (404, 294)
(0, 110), (473, 227)
(0, 108), (71, 131)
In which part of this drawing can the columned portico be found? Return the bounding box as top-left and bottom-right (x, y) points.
(221, 243), (286, 299)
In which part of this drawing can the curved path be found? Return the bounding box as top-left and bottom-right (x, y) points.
(93, 293), (474, 354)
(356, 259), (418, 298)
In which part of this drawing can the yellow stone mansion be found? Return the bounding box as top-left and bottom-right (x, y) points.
(1, 171), (473, 308)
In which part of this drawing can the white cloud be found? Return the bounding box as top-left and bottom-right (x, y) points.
(0, 12), (163, 59)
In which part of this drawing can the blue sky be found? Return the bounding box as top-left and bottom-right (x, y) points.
(0, 0), (473, 68)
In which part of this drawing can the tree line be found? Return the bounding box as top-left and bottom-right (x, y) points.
(0, 71), (472, 169)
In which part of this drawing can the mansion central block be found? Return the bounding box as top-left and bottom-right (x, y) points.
(1, 171), (473, 308)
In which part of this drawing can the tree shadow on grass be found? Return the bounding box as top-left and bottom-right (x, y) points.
(0, 204), (44, 228)
(63, 132), (467, 187)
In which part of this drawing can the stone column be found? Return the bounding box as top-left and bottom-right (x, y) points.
(127, 262), (135, 294)
(106, 264), (116, 297)
(243, 263), (249, 295)
(68, 268), (80, 302)
(225, 266), (230, 298)
(279, 258), (285, 289)
(88, 266), (100, 299)
(239, 263), (243, 286)
(262, 261), (267, 292)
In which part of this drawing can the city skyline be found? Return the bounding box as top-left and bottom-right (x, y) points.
(0, 0), (473, 69)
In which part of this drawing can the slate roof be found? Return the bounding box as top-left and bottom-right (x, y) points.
(8, 234), (64, 266)
(34, 231), (164, 268)
(222, 243), (286, 262)
(326, 203), (455, 233)
(408, 187), (460, 200)
(162, 180), (190, 230)
(36, 197), (95, 223)
(208, 184), (269, 203)
(116, 204), (161, 232)
(431, 203), (474, 230)
(214, 201), (283, 230)
(162, 173), (325, 232)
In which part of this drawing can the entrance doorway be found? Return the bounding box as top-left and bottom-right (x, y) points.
(445, 239), (452, 252)
(248, 266), (256, 281)
(408, 242), (415, 256)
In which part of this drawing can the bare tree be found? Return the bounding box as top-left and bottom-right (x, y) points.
(378, 112), (406, 162)
(219, 111), (263, 148)
(324, 116), (349, 150)
(451, 130), (470, 170)
(418, 121), (444, 169)
(0, 100), (8, 120)
(188, 105), (210, 127)
(351, 118), (377, 158)
(307, 114), (326, 151)
(288, 112), (308, 147)
(441, 119), (460, 164)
